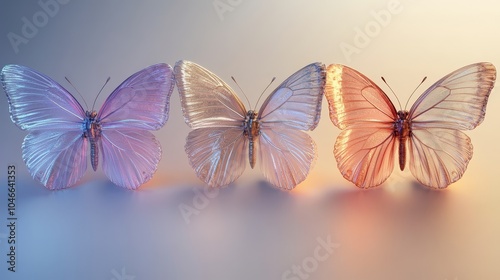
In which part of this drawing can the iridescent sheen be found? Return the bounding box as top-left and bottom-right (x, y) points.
(1, 64), (174, 190)
(325, 63), (496, 189)
(175, 61), (325, 190)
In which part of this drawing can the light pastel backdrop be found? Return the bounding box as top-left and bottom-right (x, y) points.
(1, 1), (499, 279)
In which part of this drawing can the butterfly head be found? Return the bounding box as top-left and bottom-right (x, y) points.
(87, 110), (97, 119)
(396, 110), (409, 121)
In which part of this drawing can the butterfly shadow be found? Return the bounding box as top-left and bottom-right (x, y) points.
(80, 178), (144, 204)
(405, 179), (452, 215)
(251, 179), (301, 198)
(179, 180), (299, 222)
(16, 176), (99, 201)
(16, 178), (55, 199)
(321, 180), (451, 225)
(323, 185), (389, 211)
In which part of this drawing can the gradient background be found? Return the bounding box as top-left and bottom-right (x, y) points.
(1, 1), (499, 279)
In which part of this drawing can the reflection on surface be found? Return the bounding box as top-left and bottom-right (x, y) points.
(0, 175), (495, 280)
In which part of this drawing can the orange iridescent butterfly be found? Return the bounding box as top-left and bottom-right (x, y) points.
(325, 63), (496, 189)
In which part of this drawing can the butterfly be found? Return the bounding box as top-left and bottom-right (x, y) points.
(324, 62), (496, 189)
(1, 64), (174, 190)
(174, 60), (325, 190)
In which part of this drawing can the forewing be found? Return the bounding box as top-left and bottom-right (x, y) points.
(98, 63), (174, 130)
(100, 130), (161, 189)
(174, 60), (247, 129)
(409, 62), (496, 130)
(1, 65), (85, 131)
(325, 64), (398, 188)
(325, 64), (397, 129)
(258, 128), (316, 190)
(22, 131), (87, 190)
(409, 127), (472, 189)
(258, 62), (325, 131)
(185, 127), (247, 187)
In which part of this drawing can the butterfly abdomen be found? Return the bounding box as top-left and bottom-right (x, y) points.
(244, 110), (260, 169)
(395, 111), (410, 171)
(83, 111), (102, 171)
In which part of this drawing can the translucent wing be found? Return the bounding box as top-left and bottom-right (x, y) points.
(408, 128), (472, 189)
(100, 130), (161, 189)
(185, 127), (247, 187)
(22, 131), (87, 190)
(409, 62), (496, 129)
(174, 60), (247, 129)
(1, 64), (85, 131)
(408, 62), (496, 188)
(1, 65), (88, 189)
(325, 64), (398, 188)
(98, 63), (174, 130)
(258, 128), (316, 190)
(256, 63), (325, 189)
(325, 64), (397, 129)
(334, 126), (397, 188)
(258, 62), (325, 130)
(98, 64), (174, 189)
(175, 61), (248, 187)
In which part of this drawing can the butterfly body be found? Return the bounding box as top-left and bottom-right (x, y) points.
(243, 110), (260, 168)
(82, 110), (101, 171)
(394, 110), (410, 171)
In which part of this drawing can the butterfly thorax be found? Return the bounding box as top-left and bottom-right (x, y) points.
(394, 110), (411, 171)
(83, 111), (102, 171)
(243, 110), (260, 169)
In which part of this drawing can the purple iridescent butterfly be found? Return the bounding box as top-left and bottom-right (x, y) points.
(1, 64), (174, 190)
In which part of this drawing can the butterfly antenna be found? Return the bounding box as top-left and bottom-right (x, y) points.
(231, 76), (252, 109)
(92, 77), (110, 111)
(404, 77), (427, 111)
(381, 76), (402, 110)
(65, 77), (89, 110)
(255, 77), (276, 110)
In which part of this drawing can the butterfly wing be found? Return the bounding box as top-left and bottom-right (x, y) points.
(98, 63), (174, 130)
(97, 63), (174, 189)
(174, 60), (248, 187)
(22, 131), (88, 190)
(257, 62), (325, 190)
(1, 64), (86, 130)
(257, 128), (317, 190)
(184, 127), (247, 187)
(325, 64), (398, 188)
(408, 62), (496, 188)
(99, 130), (162, 189)
(1, 65), (88, 189)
